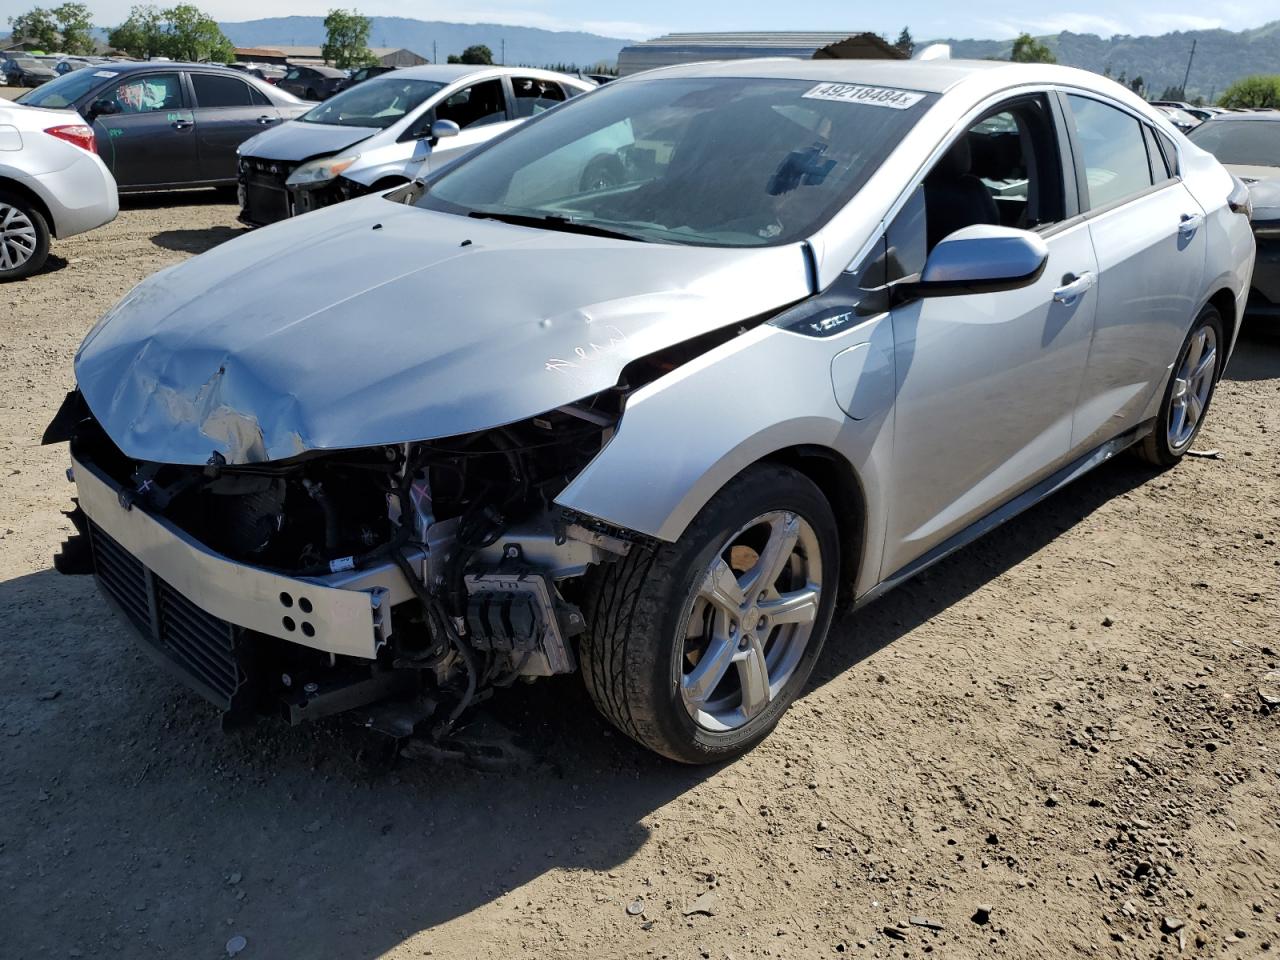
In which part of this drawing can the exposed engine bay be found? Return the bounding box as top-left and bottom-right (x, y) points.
(49, 385), (647, 737)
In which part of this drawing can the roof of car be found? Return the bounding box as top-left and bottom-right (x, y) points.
(613, 57), (1095, 94)
(86, 61), (253, 75)
(1199, 110), (1280, 121)
(297, 65), (348, 77)
(387, 64), (584, 83)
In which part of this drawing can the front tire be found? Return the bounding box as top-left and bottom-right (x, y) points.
(0, 191), (51, 281)
(581, 464), (840, 764)
(1136, 305), (1225, 467)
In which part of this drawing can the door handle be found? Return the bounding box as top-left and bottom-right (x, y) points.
(1053, 271), (1095, 304)
(1178, 212), (1204, 237)
(256, 115), (278, 124)
(171, 119), (192, 130)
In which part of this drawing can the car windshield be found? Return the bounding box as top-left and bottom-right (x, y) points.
(16, 66), (109, 108)
(419, 76), (936, 247)
(298, 76), (444, 129)
(1188, 119), (1280, 168)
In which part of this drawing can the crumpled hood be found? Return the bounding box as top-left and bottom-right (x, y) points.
(239, 120), (377, 163)
(75, 196), (810, 465)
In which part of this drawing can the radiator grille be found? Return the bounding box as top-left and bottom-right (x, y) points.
(88, 520), (245, 710)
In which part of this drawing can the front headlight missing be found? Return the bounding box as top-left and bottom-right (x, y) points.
(286, 153), (360, 187)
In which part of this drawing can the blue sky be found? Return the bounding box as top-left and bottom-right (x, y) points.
(44, 0), (1280, 39)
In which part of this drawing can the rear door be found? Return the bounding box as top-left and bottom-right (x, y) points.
(87, 71), (197, 188)
(1060, 93), (1209, 451)
(189, 71), (280, 183)
(508, 75), (568, 118)
(423, 78), (515, 172)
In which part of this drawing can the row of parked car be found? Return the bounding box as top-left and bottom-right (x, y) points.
(0, 62), (599, 276)
(33, 55), (1268, 763)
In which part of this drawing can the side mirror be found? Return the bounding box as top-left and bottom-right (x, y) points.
(893, 225), (1048, 302)
(86, 98), (119, 121)
(429, 119), (460, 141)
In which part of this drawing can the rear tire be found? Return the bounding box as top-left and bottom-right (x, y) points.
(1136, 305), (1225, 467)
(580, 464), (840, 764)
(0, 190), (51, 281)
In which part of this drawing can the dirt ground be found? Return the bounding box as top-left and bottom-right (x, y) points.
(1, 193), (1278, 960)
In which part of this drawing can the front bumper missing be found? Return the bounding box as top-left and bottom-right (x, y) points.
(72, 451), (412, 663)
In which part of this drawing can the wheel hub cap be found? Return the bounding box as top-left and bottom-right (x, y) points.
(0, 203), (38, 271)
(1167, 324), (1217, 452)
(679, 510), (823, 732)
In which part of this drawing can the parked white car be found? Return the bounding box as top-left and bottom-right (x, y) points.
(0, 99), (118, 280)
(236, 64), (595, 225)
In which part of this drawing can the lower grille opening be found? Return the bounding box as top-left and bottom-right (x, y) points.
(87, 520), (246, 710)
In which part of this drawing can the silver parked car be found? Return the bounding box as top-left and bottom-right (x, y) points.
(235, 64), (594, 225)
(49, 58), (1254, 763)
(0, 99), (118, 279)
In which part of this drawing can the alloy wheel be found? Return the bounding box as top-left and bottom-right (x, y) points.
(1167, 324), (1217, 452)
(679, 510), (823, 732)
(0, 203), (38, 272)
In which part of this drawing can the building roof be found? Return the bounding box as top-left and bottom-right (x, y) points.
(617, 31), (905, 76)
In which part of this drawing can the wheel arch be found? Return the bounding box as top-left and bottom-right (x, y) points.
(758, 444), (867, 607)
(1205, 286), (1238, 373)
(0, 175), (57, 237)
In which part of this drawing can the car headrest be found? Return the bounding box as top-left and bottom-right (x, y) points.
(931, 136), (973, 179)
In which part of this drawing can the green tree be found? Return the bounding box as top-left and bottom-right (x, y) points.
(107, 4), (166, 58)
(1129, 75), (1145, 96)
(321, 8), (375, 69)
(1158, 84), (1185, 101)
(8, 7), (60, 49)
(894, 27), (914, 57)
(160, 4), (233, 62)
(1010, 33), (1056, 64)
(53, 2), (94, 54)
(1219, 74), (1280, 108)
(458, 43), (493, 65)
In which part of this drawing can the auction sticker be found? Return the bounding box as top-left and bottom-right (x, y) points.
(802, 83), (925, 110)
(93, 70), (118, 78)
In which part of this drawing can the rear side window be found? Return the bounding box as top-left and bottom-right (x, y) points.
(1156, 131), (1180, 176)
(511, 76), (567, 118)
(1066, 95), (1154, 209)
(1143, 124), (1172, 182)
(192, 73), (258, 108)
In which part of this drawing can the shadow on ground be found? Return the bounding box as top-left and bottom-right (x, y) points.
(0, 454), (1160, 957)
(1224, 321), (1280, 382)
(151, 225), (247, 254)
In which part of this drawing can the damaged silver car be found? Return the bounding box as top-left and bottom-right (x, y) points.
(47, 58), (1255, 763)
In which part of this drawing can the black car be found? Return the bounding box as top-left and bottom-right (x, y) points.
(336, 64), (397, 92)
(277, 64), (348, 101)
(17, 62), (311, 192)
(2, 57), (58, 87)
(1188, 111), (1280, 320)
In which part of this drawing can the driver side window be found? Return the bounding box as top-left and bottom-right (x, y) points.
(105, 73), (183, 115)
(921, 95), (1066, 250)
(435, 80), (507, 129)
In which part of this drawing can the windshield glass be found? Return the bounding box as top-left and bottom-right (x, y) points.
(420, 77), (936, 247)
(16, 66), (108, 108)
(1188, 120), (1280, 167)
(298, 76), (444, 129)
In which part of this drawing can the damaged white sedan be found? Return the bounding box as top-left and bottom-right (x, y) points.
(47, 58), (1254, 763)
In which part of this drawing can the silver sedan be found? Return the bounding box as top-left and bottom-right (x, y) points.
(54, 57), (1254, 762)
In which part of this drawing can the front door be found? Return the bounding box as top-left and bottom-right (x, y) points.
(882, 95), (1100, 577)
(88, 72), (197, 189)
(424, 79), (518, 173)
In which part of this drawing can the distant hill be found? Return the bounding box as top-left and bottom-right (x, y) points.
(219, 16), (629, 69)
(934, 21), (1280, 100)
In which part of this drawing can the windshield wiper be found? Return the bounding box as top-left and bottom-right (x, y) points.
(467, 210), (650, 243)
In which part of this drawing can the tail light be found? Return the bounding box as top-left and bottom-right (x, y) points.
(1227, 175), (1253, 218)
(45, 124), (96, 154)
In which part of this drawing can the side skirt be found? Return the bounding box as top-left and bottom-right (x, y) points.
(854, 419), (1155, 610)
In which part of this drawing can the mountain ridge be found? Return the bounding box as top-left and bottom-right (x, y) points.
(931, 21), (1280, 98)
(219, 16), (628, 69)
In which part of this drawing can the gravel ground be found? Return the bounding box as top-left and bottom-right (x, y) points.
(1, 195), (1278, 960)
